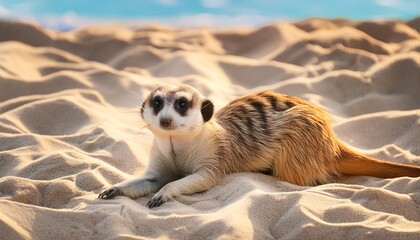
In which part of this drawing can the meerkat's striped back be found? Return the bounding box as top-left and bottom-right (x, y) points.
(215, 91), (341, 185)
(215, 90), (420, 185)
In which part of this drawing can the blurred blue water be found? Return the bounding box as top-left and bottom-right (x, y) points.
(0, 0), (418, 30)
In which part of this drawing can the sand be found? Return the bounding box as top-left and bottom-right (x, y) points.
(0, 18), (420, 239)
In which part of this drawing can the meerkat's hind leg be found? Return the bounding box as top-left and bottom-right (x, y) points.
(271, 147), (337, 186)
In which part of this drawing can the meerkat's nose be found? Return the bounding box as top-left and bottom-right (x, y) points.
(160, 118), (172, 128)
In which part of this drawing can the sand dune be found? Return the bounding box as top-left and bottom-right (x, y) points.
(0, 18), (420, 239)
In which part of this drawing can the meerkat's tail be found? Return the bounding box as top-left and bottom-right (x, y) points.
(338, 147), (420, 178)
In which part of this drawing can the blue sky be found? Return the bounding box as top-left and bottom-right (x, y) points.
(0, 0), (419, 30)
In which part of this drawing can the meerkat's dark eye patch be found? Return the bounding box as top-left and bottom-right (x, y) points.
(151, 96), (164, 114)
(174, 97), (190, 116)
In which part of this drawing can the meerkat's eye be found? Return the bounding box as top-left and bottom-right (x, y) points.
(175, 97), (190, 115)
(152, 97), (163, 111)
(178, 101), (188, 109)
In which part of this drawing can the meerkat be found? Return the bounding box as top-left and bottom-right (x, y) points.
(98, 84), (420, 208)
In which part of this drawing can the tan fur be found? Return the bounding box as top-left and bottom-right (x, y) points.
(215, 91), (342, 185)
(99, 85), (420, 207)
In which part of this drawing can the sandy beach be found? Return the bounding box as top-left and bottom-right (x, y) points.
(0, 18), (420, 239)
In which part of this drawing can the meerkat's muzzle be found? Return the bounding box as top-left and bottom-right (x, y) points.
(160, 117), (173, 129)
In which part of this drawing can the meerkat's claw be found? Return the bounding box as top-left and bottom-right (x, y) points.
(98, 187), (121, 199)
(146, 195), (163, 208)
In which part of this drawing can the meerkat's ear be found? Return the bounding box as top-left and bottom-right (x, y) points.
(201, 99), (214, 122)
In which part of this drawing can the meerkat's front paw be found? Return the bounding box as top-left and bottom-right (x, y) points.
(98, 186), (121, 199)
(146, 188), (172, 208)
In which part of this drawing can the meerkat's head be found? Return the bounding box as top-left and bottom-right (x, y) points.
(140, 84), (214, 136)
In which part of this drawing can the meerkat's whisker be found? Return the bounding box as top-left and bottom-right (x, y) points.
(125, 88), (144, 103)
(163, 98), (174, 107)
(116, 124), (151, 142)
(139, 124), (151, 130)
(79, 110), (141, 134)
